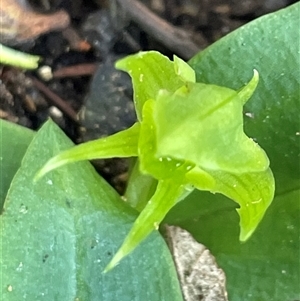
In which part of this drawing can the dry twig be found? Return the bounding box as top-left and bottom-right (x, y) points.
(114, 0), (205, 59)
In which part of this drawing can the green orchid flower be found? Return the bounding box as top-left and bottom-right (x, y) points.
(35, 51), (275, 271)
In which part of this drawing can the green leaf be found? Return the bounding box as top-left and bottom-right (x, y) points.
(0, 120), (34, 209)
(115, 51), (185, 120)
(0, 120), (183, 301)
(165, 3), (300, 300)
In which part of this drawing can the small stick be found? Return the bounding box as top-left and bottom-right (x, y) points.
(52, 63), (98, 78)
(62, 27), (92, 52)
(29, 76), (79, 124)
(114, 0), (202, 59)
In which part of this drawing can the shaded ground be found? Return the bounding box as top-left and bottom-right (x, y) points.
(0, 0), (295, 189)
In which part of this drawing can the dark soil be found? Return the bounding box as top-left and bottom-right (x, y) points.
(0, 0), (296, 192)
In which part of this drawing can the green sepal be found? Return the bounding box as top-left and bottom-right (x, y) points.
(115, 51), (187, 121)
(35, 122), (140, 180)
(104, 178), (186, 272)
(173, 55), (196, 83)
(186, 167), (275, 241)
(237, 69), (259, 104)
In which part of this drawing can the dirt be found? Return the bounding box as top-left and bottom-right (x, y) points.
(0, 0), (295, 189)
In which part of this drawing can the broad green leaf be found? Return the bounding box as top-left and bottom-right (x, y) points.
(0, 120), (34, 209)
(0, 120), (183, 301)
(115, 51), (185, 120)
(165, 3), (300, 300)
